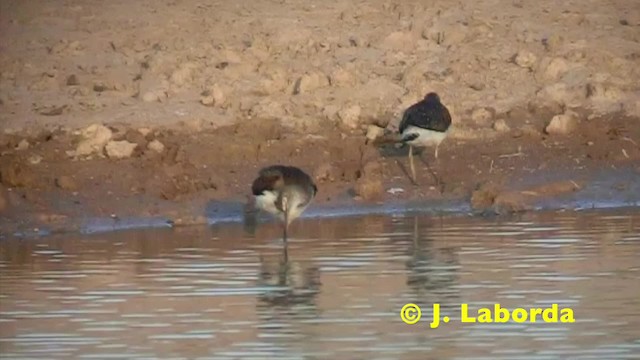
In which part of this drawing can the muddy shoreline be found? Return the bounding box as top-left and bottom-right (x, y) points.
(1, 0), (639, 237)
(2, 112), (639, 238)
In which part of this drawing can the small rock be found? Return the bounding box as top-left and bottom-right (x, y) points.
(545, 110), (579, 135)
(514, 50), (537, 69)
(469, 81), (486, 91)
(139, 74), (170, 103)
(66, 74), (79, 86)
(147, 139), (165, 153)
(55, 175), (77, 190)
(354, 177), (384, 200)
(313, 163), (339, 182)
(200, 84), (226, 107)
(338, 105), (362, 129)
(142, 91), (158, 102)
(366, 125), (386, 142)
(142, 90), (167, 103)
(470, 182), (501, 211)
(138, 127), (152, 137)
(471, 107), (494, 126)
(353, 160), (384, 200)
(93, 82), (109, 92)
(543, 34), (564, 52)
(543, 57), (569, 80)
(293, 72), (329, 94)
(492, 119), (511, 132)
(105, 140), (138, 159)
(73, 124), (113, 157)
(16, 139), (30, 151)
(28, 155), (43, 165)
(122, 129), (148, 150)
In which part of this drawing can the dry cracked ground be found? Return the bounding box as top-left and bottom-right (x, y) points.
(1, 0), (639, 234)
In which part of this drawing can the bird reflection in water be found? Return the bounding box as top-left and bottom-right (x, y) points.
(256, 245), (322, 320)
(405, 216), (460, 311)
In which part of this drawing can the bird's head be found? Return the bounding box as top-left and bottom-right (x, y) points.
(424, 92), (441, 102)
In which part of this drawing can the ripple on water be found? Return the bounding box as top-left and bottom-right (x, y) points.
(0, 208), (639, 358)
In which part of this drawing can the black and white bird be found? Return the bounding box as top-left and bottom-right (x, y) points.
(397, 92), (452, 184)
(250, 165), (318, 243)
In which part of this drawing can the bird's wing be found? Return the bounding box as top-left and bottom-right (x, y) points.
(403, 103), (451, 133)
(252, 169), (283, 195)
(398, 105), (416, 134)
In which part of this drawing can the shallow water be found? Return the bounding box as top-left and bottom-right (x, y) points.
(1, 208), (639, 359)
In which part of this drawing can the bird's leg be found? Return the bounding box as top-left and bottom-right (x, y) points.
(283, 222), (289, 244)
(282, 240), (289, 264)
(282, 196), (289, 245)
(432, 144), (445, 193)
(409, 145), (417, 185)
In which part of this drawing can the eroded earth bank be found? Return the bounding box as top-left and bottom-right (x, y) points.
(1, 0), (639, 236)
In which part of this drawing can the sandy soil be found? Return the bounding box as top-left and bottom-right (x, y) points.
(1, 0), (639, 235)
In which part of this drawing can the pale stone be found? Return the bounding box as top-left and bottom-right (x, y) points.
(545, 110), (579, 135)
(105, 140), (138, 159)
(471, 107), (493, 126)
(493, 119), (511, 132)
(293, 72), (329, 94)
(514, 50), (537, 69)
(338, 105), (362, 129)
(147, 139), (165, 153)
(16, 139), (29, 151)
(74, 124), (113, 157)
(366, 125), (386, 141)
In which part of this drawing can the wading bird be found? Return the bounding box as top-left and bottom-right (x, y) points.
(372, 92), (452, 185)
(250, 165), (317, 243)
(399, 92), (452, 184)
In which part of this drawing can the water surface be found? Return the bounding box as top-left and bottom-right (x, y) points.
(1, 208), (639, 359)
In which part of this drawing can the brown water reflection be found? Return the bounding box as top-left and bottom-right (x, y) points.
(1, 209), (639, 359)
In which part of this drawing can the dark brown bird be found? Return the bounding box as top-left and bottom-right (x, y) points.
(399, 92), (452, 184)
(250, 165), (317, 243)
(372, 92), (452, 185)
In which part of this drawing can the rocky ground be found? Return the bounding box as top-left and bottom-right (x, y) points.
(1, 0), (639, 236)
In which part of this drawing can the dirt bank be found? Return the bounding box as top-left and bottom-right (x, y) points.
(1, 111), (639, 236)
(1, 0), (639, 235)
